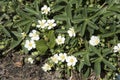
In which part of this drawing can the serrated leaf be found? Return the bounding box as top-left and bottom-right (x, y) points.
(73, 51), (87, 57)
(101, 32), (115, 38)
(14, 19), (32, 28)
(55, 29), (67, 33)
(24, 7), (39, 15)
(72, 18), (84, 23)
(1, 25), (11, 37)
(10, 37), (23, 50)
(87, 21), (99, 30)
(102, 59), (116, 70)
(84, 68), (90, 78)
(36, 39), (48, 55)
(16, 8), (35, 20)
(54, 14), (68, 21)
(94, 62), (101, 76)
(102, 48), (112, 57)
(52, 5), (65, 12)
(65, 3), (72, 19)
(47, 30), (56, 49)
(24, 22), (32, 34)
(78, 61), (84, 72)
(81, 21), (87, 37)
(84, 54), (91, 66)
(89, 45), (101, 57)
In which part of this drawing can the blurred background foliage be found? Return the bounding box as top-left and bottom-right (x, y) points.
(0, 0), (120, 80)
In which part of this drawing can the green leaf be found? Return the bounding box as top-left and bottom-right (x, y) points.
(89, 45), (102, 57)
(1, 25), (11, 37)
(24, 22), (32, 34)
(78, 60), (84, 72)
(65, 3), (72, 19)
(10, 37), (23, 50)
(70, 0), (77, 4)
(12, 31), (22, 37)
(94, 62), (101, 76)
(116, 29), (120, 34)
(76, 0), (82, 8)
(54, 14), (68, 21)
(36, 39), (48, 55)
(100, 32), (115, 38)
(81, 21), (87, 37)
(73, 51), (87, 57)
(82, 7), (87, 18)
(72, 18), (84, 23)
(102, 48), (112, 57)
(16, 8), (35, 20)
(56, 0), (68, 3)
(52, 5), (65, 12)
(55, 29), (67, 33)
(83, 54), (91, 66)
(47, 30), (56, 49)
(84, 68), (90, 78)
(102, 59), (116, 70)
(14, 19), (32, 28)
(87, 21), (99, 30)
(72, 15), (84, 23)
(24, 7), (39, 16)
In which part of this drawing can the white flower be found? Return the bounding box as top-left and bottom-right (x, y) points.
(41, 5), (50, 15)
(51, 54), (59, 64)
(29, 30), (39, 41)
(66, 56), (77, 67)
(55, 35), (65, 45)
(89, 36), (100, 46)
(67, 27), (76, 37)
(58, 53), (67, 62)
(36, 20), (48, 29)
(113, 43), (120, 52)
(42, 63), (51, 72)
(47, 19), (56, 29)
(27, 57), (34, 64)
(24, 40), (36, 51)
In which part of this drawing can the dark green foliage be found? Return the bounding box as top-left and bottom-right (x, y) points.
(0, 0), (120, 79)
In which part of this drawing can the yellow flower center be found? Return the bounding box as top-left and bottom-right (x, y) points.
(60, 55), (65, 59)
(29, 43), (33, 47)
(49, 23), (53, 27)
(33, 33), (37, 37)
(41, 22), (45, 27)
(95, 39), (99, 44)
(70, 58), (74, 63)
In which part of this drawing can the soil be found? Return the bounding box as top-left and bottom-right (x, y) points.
(0, 51), (101, 80)
(0, 51), (65, 80)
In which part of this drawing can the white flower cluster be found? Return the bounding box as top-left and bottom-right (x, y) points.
(55, 27), (76, 45)
(51, 53), (77, 67)
(24, 30), (40, 51)
(24, 5), (51, 51)
(89, 35), (100, 46)
(113, 43), (120, 52)
(36, 19), (56, 30)
(42, 53), (77, 72)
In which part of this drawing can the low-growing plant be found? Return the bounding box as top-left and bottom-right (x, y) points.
(0, 0), (120, 79)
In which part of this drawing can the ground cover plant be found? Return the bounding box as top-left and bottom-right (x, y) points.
(0, 0), (120, 80)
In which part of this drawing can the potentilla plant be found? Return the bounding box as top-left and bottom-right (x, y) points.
(1, 0), (120, 79)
